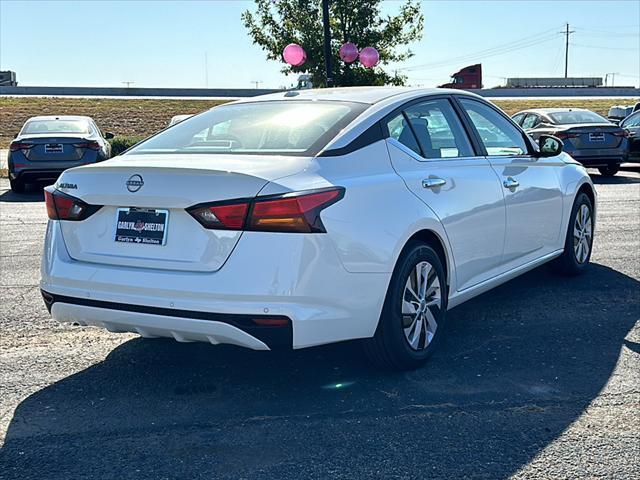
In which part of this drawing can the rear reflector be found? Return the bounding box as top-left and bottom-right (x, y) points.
(188, 187), (344, 233)
(252, 317), (290, 327)
(9, 142), (35, 152)
(44, 187), (101, 221)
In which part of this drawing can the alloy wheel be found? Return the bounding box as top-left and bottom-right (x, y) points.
(573, 204), (592, 264)
(401, 261), (442, 350)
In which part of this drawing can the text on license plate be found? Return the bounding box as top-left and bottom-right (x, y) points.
(589, 133), (605, 142)
(45, 143), (64, 153)
(115, 208), (168, 245)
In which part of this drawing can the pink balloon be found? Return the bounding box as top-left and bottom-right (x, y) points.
(359, 47), (379, 68)
(283, 43), (306, 67)
(339, 42), (359, 63)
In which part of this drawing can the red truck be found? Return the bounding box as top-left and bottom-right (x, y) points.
(439, 64), (482, 89)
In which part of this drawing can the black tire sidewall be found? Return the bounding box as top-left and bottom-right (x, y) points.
(564, 193), (594, 271)
(380, 243), (448, 365)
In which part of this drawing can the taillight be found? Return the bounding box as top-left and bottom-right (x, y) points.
(554, 132), (579, 140)
(73, 141), (101, 150)
(188, 187), (344, 233)
(612, 130), (629, 138)
(44, 187), (101, 221)
(9, 142), (34, 152)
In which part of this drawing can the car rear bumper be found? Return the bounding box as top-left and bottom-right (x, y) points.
(11, 169), (66, 183)
(569, 155), (626, 167)
(41, 221), (390, 350)
(42, 290), (293, 350)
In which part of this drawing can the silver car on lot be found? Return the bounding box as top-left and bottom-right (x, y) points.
(512, 108), (629, 177)
(8, 115), (113, 192)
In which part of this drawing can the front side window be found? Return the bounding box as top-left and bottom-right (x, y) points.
(403, 99), (474, 158)
(127, 100), (367, 156)
(460, 99), (528, 156)
(521, 114), (539, 129)
(512, 113), (526, 126)
(621, 112), (640, 128)
(22, 119), (90, 135)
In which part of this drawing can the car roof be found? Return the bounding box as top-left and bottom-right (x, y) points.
(230, 86), (476, 106)
(25, 115), (93, 122)
(518, 108), (591, 115)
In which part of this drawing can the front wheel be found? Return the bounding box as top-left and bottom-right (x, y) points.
(551, 192), (594, 276)
(597, 165), (619, 177)
(364, 242), (448, 370)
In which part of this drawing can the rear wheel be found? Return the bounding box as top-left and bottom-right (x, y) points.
(364, 242), (448, 370)
(9, 177), (25, 193)
(597, 165), (619, 177)
(551, 192), (594, 276)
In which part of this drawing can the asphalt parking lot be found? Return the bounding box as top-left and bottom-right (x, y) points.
(0, 171), (638, 480)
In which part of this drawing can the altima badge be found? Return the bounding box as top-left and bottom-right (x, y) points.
(126, 174), (144, 193)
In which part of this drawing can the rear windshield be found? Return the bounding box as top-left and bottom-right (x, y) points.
(127, 100), (367, 156)
(22, 119), (90, 134)
(548, 111), (610, 125)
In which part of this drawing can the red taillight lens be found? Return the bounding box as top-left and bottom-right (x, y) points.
(73, 141), (101, 150)
(612, 130), (629, 138)
(555, 132), (579, 140)
(9, 142), (34, 152)
(187, 187), (344, 233)
(249, 188), (343, 233)
(189, 202), (250, 230)
(44, 188), (101, 221)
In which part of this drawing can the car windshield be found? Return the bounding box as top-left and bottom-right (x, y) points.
(22, 119), (90, 134)
(127, 100), (367, 156)
(548, 111), (610, 125)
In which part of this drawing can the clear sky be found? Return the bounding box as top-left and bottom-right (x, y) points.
(0, 0), (638, 88)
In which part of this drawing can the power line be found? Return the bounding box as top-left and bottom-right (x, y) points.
(570, 43), (639, 52)
(398, 25), (564, 72)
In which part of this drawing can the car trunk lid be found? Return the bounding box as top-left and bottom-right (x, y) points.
(557, 124), (625, 149)
(54, 154), (310, 272)
(17, 134), (97, 162)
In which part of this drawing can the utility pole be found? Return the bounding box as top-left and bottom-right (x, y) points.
(605, 72), (618, 87)
(122, 81), (134, 88)
(251, 80), (263, 89)
(562, 23), (575, 78)
(321, 0), (333, 87)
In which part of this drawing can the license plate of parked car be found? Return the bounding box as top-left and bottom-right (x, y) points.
(45, 143), (63, 153)
(115, 208), (168, 245)
(588, 133), (605, 142)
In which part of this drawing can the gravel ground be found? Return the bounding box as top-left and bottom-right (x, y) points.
(0, 171), (638, 479)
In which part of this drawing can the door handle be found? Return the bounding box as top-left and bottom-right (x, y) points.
(422, 178), (446, 189)
(503, 177), (519, 189)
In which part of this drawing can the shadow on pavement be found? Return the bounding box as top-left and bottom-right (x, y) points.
(0, 186), (45, 203)
(1, 263), (638, 479)
(589, 171), (640, 185)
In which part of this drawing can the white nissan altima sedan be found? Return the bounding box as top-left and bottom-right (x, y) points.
(41, 87), (596, 370)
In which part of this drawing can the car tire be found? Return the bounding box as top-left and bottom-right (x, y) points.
(9, 177), (25, 193)
(597, 165), (619, 177)
(363, 242), (448, 370)
(550, 192), (594, 276)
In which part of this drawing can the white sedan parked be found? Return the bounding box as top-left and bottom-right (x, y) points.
(41, 87), (595, 370)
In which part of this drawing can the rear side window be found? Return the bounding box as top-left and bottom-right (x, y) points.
(549, 110), (609, 125)
(460, 99), (528, 156)
(386, 113), (421, 155)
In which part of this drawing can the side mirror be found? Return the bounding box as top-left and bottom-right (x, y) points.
(104, 132), (115, 140)
(537, 134), (564, 157)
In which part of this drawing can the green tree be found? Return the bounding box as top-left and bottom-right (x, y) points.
(242, 0), (424, 87)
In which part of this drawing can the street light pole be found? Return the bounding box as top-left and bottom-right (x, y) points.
(321, 0), (334, 87)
